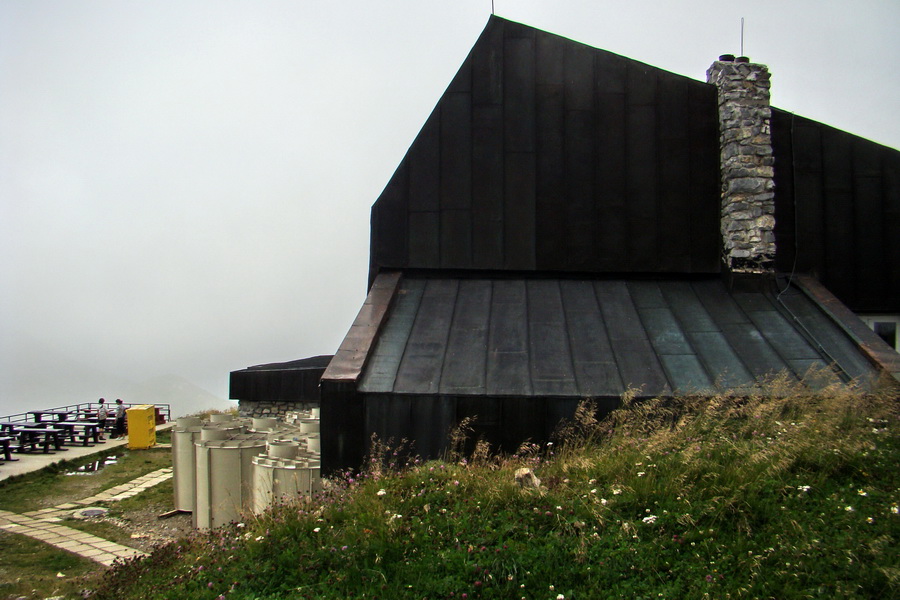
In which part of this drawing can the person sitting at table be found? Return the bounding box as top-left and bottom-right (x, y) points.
(97, 398), (108, 441)
(112, 398), (126, 439)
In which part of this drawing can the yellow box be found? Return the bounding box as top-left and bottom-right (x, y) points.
(126, 405), (157, 449)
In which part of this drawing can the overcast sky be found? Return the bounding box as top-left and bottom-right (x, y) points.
(2, 0), (898, 416)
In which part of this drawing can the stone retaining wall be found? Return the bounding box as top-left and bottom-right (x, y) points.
(238, 400), (319, 419)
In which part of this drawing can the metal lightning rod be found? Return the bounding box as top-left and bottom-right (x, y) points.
(741, 17), (745, 57)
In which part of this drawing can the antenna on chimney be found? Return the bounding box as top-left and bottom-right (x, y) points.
(492, 0), (495, 14)
(741, 17), (745, 57)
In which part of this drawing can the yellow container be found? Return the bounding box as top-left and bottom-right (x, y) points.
(126, 405), (157, 449)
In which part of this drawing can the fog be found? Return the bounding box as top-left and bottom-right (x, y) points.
(2, 0), (898, 417)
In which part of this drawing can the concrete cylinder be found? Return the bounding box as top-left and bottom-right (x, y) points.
(252, 417), (279, 432)
(193, 439), (267, 529)
(299, 419), (319, 434)
(176, 416), (203, 428)
(200, 424), (243, 441)
(209, 413), (234, 423)
(172, 425), (202, 512)
(267, 441), (300, 460)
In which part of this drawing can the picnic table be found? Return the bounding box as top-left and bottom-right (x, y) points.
(52, 421), (103, 446)
(0, 423), (65, 454)
(28, 410), (72, 423)
(0, 436), (16, 462)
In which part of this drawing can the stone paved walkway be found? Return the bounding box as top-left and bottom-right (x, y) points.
(0, 466), (173, 567)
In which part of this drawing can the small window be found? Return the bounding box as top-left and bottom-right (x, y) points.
(859, 315), (900, 352)
(873, 322), (897, 350)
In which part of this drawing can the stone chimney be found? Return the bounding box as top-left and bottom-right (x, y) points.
(706, 55), (775, 274)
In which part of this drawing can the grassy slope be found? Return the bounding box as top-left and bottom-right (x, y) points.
(0, 447), (173, 599)
(91, 379), (898, 600)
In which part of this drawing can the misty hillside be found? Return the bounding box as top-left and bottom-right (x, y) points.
(0, 335), (231, 418)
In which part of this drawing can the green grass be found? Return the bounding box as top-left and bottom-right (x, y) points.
(0, 448), (171, 514)
(0, 529), (103, 598)
(87, 377), (899, 600)
(0, 445), (175, 599)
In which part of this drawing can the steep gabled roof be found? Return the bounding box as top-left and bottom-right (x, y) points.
(369, 16), (900, 314)
(370, 15), (722, 281)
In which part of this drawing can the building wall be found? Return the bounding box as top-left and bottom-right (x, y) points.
(772, 109), (900, 312)
(370, 16), (721, 283)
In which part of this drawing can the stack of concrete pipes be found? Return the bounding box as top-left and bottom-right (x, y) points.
(171, 411), (321, 529)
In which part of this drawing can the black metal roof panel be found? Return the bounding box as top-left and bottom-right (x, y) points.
(236, 355), (334, 372)
(357, 276), (880, 397)
(772, 109), (900, 312)
(229, 355), (333, 402)
(370, 16), (721, 283)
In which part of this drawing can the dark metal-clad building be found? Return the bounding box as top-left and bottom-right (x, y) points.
(266, 16), (899, 473)
(230, 355), (332, 416)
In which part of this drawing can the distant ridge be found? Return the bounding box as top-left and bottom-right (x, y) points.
(0, 334), (231, 418)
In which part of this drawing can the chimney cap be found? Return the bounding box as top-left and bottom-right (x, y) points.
(718, 54), (735, 62)
(735, 56), (750, 63)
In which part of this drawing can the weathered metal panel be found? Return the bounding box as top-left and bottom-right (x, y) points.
(565, 109), (597, 269)
(440, 92), (472, 211)
(487, 280), (532, 395)
(639, 306), (694, 356)
(472, 18), (504, 105)
(441, 209), (473, 268)
(772, 110), (900, 313)
(440, 280), (492, 394)
(358, 279), (425, 394)
(535, 83), (566, 269)
(410, 395), (455, 459)
(746, 310), (821, 361)
(408, 211), (440, 268)
(560, 280), (622, 396)
(394, 279), (458, 394)
(774, 284), (880, 382)
(503, 151), (537, 270)
(685, 331), (755, 390)
(688, 82), (721, 273)
(527, 280), (577, 396)
(504, 36), (536, 152)
(408, 112), (441, 212)
(658, 354), (714, 394)
(661, 281), (719, 333)
(501, 397), (545, 452)
(720, 322), (795, 381)
(472, 104), (505, 269)
(535, 30), (564, 86)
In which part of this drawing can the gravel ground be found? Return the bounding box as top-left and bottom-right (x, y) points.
(101, 504), (194, 553)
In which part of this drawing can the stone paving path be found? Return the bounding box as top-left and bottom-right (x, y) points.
(0, 466), (173, 567)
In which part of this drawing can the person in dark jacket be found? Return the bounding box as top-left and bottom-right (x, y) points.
(112, 399), (126, 439)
